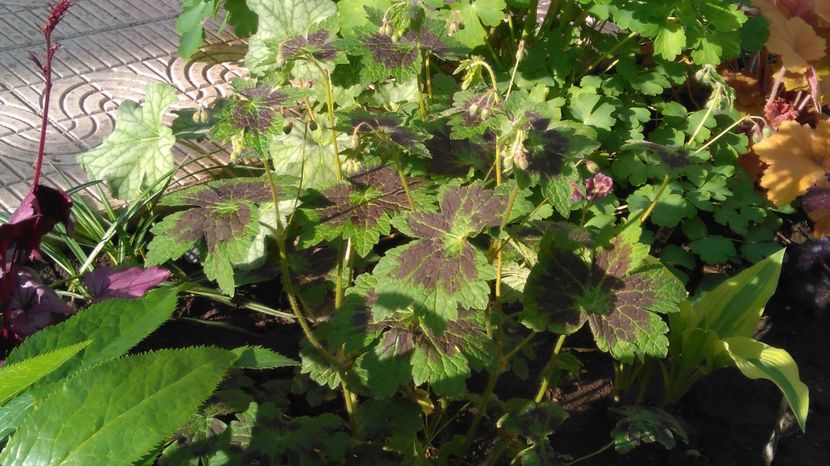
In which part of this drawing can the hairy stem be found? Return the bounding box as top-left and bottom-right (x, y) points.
(640, 174), (669, 224)
(393, 149), (416, 209)
(263, 158), (355, 428)
(534, 334), (567, 402)
(310, 59), (342, 181)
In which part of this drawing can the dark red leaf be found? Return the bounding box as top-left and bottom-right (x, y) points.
(83, 266), (171, 302)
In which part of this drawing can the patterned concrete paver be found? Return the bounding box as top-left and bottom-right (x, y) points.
(0, 0), (246, 211)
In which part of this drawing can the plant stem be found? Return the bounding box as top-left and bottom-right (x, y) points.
(495, 136), (502, 186)
(534, 334), (566, 402)
(578, 31), (638, 80)
(263, 158), (355, 429)
(640, 174), (669, 224)
(416, 29), (428, 117)
(565, 440), (615, 465)
(310, 59), (342, 181)
(425, 54), (433, 98)
(393, 149), (416, 209)
(505, 40), (525, 100)
(335, 239), (346, 310)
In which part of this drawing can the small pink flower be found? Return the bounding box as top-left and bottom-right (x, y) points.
(773, 0), (815, 19)
(585, 173), (613, 201)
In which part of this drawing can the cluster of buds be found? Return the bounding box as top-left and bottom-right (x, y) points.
(447, 10), (465, 36)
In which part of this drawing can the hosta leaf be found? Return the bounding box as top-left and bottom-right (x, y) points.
(0, 341), (89, 405)
(4, 288), (177, 382)
(245, 0), (337, 75)
(299, 166), (417, 257)
(147, 178), (283, 295)
(372, 182), (507, 321)
(523, 231), (685, 362)
(78, 82), (176, 201)
(611, 406), (688, 454)
(0, 348), (236, 466)
(719, 336), (809, 432)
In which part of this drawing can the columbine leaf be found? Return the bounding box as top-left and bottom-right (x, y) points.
(568, 93), (617, 131)
(611, 406), (688, 454)
(245, 0), (337, 75)
(523, 231), (686, 362)
(448, 0), (507, 48)
(299, 166), (417, 257)
(78, 82), (177, 201)
(0, 348), (236, 466)
(372, 182), (507, 321)
(147, 178), (284, 295)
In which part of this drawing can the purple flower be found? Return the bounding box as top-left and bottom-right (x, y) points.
(83, 266), (170, 302)
(572, 173), (614, 203)
(585, 173), (613, 201)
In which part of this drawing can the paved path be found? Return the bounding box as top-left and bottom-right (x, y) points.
(0, 0), (243, 211)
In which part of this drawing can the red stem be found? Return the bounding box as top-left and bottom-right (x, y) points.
(32, 42), (56, 191)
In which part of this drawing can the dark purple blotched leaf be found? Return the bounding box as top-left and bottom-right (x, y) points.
(9, 267), (74, 337)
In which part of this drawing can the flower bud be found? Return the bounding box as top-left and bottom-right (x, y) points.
(585, 160), (599, 174)
(282, 120), (294, 134)
(230, 134), (244, 162)
(193, 104), (208, 124)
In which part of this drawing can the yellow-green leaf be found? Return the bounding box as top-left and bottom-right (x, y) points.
(719, 336), (809, 432)
(691, 248), (784, 338)
(0, 341), (89, 405)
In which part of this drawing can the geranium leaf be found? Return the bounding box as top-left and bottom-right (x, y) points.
(147, 178), (287, 295)
(448, 0), (507, 48)
(611, 406), (688, 454)
(78, 82), (177, 201)
(299, 166), (418, 257)
(270, 127), (345, 188)
(245, 0), (337, 75)
(372, 182), (507, 321)
(523, 231), (686, 362)
(340, 30), (423, 85)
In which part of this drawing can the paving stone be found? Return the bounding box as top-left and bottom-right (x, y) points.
(0, 0), (240, 211)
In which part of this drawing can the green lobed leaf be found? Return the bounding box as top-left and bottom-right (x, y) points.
(77, 82), (177, 201)
(611, 406), (688, 454)
(0, 341), (89, 405)
(4, 288), (177, 383)
(245, 0), (337, 75)
(0, 348), (236, 466)
(176, 0), (216, 58)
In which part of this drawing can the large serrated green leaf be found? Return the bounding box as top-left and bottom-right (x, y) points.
(77, 82), (177, 201)
(719, 336), (809, 432)
(0, 348), (236, 466)
(4, 288), (177, 383)
(0, 341), (89, 405)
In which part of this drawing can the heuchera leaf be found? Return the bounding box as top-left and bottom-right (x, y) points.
(0, 347), (236, 466)
(147, 178), (283, 295)
(611, 406), (688, 454)
(78, 82), (177, 201)
(371, 182), (507, 321)
(300, 166), (417, 257)
(523, 229), (686, 362)
(8, 267), (75, 337)
(83, 266), (171, 302)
